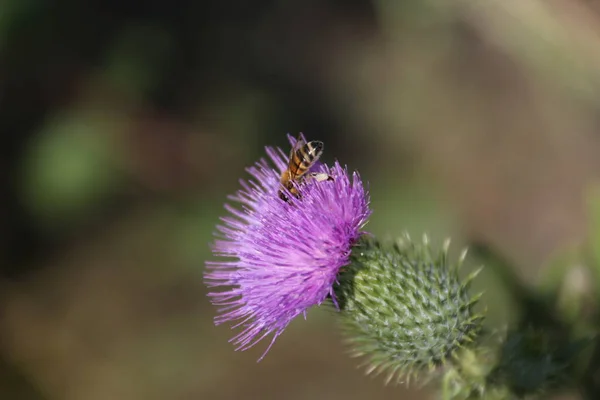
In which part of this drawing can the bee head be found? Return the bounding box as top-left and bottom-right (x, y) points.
(307, 141), (324, 158)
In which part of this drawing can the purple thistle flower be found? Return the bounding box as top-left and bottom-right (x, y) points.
(204, 134), (371, 360)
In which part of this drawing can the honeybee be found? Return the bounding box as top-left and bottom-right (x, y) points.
(279, 134), (333, 202)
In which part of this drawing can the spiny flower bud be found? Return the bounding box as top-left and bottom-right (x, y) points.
(335, 234), (485, 384)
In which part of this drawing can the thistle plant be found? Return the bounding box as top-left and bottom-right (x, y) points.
(204, 134), (591, 398)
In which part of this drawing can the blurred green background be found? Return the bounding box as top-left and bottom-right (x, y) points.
(1, 1), (600, 399)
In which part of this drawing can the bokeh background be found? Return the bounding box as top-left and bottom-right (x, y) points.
(1, 1), (600, 399)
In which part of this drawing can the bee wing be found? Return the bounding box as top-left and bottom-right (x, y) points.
(290, 134), (305, 158)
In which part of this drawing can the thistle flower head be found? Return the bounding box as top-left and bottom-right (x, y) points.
(204, 134), (371, 360)
(335, 234), (485, 384)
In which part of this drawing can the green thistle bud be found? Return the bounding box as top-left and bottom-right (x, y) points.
(335, 234), (485, 384)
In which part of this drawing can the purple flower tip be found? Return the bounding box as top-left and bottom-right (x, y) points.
(204, 134), (371, 360)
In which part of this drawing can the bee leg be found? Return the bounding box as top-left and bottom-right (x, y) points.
(307, 172), (334, 182)
(278, 187), (301, 203)
(278, 190), (289, 202)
